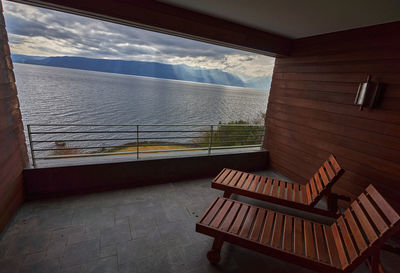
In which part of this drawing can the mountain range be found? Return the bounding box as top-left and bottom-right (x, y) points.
(11, 54), (271, 90)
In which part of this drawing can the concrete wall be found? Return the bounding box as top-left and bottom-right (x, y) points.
(24, 151), (269, 199)
(0, 1), (28, 232)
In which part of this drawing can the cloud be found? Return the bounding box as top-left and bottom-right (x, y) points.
(3, 1), (274, 79)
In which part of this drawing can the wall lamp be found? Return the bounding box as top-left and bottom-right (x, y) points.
(354, 75), (384, 110)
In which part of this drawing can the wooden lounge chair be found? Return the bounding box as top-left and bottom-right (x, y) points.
(212, 154), (345, 217)
(196, 184), (399, 273)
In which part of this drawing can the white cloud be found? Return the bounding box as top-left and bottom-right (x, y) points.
(3, 1), (275, 80)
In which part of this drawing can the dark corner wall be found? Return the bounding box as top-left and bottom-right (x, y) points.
(265, 22), (400, 208)
(0, 1), (28, 232)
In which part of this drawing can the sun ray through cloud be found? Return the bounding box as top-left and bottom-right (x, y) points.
(3, 1), (274, 88)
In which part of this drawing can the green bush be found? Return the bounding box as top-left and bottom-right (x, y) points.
(196, 120), (264, 147)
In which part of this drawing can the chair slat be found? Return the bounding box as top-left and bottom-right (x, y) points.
(294, 184), (300, 203)
(301, 185), (309, 204)
(337, 217), (358, 262)
(199, 185), (397, 273)
(222, 169), (237, 185)
(249, 175), (261, 192)
(201, 198), (226, 225)
(305, 184), (312, 204)
(304, 221), (316, 259)
(256, 177), (267, 194)
(242, 174), (255, 190)
(272, 213), (284, 248)
(358, 194), (388, 235)
(211, 200), (233, 228)
(351, 202), (378, 244)
(309, 178), (318, 200)
(263, 178), (273, 195)
(294, 218), (304, 256)
(329, 154), (342, 174)
(260, 211), (275, 245)
(319, 167), (330, 186)
(331, 223), (349, 268)
(236, 172), (249, 188)
(279, 181), (286, 199)
(314, 223), (329, 263)
(227, 171), (242, 187)
(286, 183), (293, 201)
(343, 209), (368, 254)
(239, 206), (258, 238)
(283, 216), (293, 252)
(250, 208), (267, 241)
(213, 168), (229, 183)
(323, 225), (342, 268)
(229, 204), (249, 234)
(366, 185), (400, 226)
(271, 179), (279, 197)
(211, 154), (344, 221)
(314, 174), (323, 193)
(220, 202), (241, 232)
(212, 168), (224, 182)
(324, 161), (335, 180)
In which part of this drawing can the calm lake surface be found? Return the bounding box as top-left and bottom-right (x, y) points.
(14, 63), (269, 126)
(14, 63), (269, 160)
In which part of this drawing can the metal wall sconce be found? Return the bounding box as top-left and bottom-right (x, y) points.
(354, 75), (384, 110)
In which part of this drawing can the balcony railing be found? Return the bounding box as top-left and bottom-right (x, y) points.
(27, 123), (266, 168)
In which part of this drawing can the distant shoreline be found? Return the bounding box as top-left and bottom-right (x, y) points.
(12, 54), (271, 91)
(14, 62), (268, 92)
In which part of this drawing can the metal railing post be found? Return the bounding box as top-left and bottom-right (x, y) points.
(27, 125), (36, 168)
(208, 125), (213, 155)
(260, 125), (266, 150)
(23, 123), (266, 162)
(136, 125), (139, 159)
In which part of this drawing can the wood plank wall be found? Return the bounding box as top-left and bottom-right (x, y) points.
(0, 1), (28, 233)
(265, 21), (400, 209)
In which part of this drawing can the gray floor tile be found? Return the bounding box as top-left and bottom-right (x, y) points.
(23, 251), (46, 264)
(101, 220), (131, 247)
(117, 238), (154, 265)
(62, 239), (99, 267)
(5, 231), (51, 257)
(68, 230), (100, 245)
(46, 237), (67, 259)
(0, 257), (22, 273)
(83, 256), (119, 273)
(19, 257), (60, 273)
(100, 244), (117, 258)
(0, 170), (398, 273)
(118, 262), (137, 273)
(61, 264), (84, 273)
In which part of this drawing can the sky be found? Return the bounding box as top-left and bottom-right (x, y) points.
(3, 1), (275, 81)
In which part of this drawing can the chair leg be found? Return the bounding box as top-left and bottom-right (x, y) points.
(366, 250), (385, 273)
(327, 193), (338, 213)
(207, 236), (224, 265)
(223, 191), (232, 198)
(327, 193), (351, 213)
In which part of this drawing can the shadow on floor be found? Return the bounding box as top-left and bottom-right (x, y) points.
(0, 169), (398, 273)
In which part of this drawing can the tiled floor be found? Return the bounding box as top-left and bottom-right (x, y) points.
(0, 169), (398, 273)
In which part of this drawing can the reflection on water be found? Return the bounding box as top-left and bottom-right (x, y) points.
(15, 63), (269, 160)
(15, 63), (269, 126)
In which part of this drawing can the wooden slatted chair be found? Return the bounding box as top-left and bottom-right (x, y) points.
(212, 154), (345, 217)
(196, 184), (400, 273)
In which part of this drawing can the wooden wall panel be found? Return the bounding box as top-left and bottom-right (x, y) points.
(265, 21), (400, 209)
(0, 1), (28, 233)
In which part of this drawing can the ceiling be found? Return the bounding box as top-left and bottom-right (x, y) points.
(160, 0), (400, 39)
(9, 0), (400, 56)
